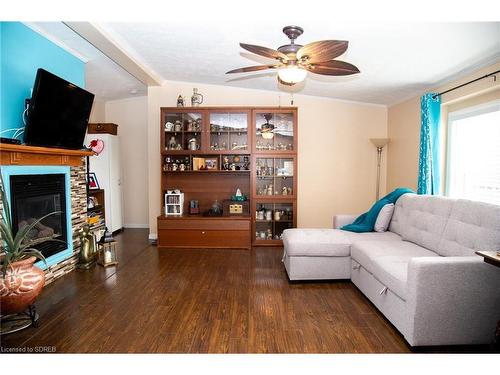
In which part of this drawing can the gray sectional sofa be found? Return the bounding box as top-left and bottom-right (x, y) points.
(282, 193), (500, 347)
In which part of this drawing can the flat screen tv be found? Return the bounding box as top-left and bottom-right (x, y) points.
(24, 68), (95, 150)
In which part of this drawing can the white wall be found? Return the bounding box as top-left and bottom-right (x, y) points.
(147, 81), (388, 238)
(89, 97), (106, 122)
(105, 96), (149, 228)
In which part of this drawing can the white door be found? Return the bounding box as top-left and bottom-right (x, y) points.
(109, 136), (123, 232)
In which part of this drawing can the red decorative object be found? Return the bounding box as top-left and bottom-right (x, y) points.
(0, 257), (45, 315)
(89, 139), (104, 155)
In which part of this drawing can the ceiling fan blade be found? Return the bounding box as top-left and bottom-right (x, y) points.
(305, 60), (360, 76)
(226, 65), (278, 74)
(240, 43), (289, 61)
(297, 40), (348, 63)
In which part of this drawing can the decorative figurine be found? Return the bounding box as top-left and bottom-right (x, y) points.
(191, 88), (204, 106)
(265, 210), (273, 221)
(243, 156), (250, 170)
(77, 224), (96, 269)
(177, 95), (184, 107)
(165, 121), (174, 131)
(282, 186), (288, 195)
(223, 156), (230, 170)
(188, 138), (199, 151)
(174, 120), (182, 132)
(267, 184), (273, 195)
(168, 136), (177, 149)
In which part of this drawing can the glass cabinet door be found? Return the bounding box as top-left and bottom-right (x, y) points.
(255, 111), (294, 151)
(255, 202), (294, 241)
(163, 112), (203, 151)
(210, 112), (248, 152)
(255, 157), (294, 197)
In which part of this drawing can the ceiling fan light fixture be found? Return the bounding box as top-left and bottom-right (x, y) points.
(277, 65), (307, 84)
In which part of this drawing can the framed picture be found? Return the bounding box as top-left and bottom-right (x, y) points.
(205, 158), (218, 170)
(192, 157), (205, 171)
(87, 172), (100, 190)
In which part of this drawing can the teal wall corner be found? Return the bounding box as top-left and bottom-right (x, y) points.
(0, 22), (85, 139)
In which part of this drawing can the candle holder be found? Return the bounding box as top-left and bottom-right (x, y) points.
(97, 227), (118, 267)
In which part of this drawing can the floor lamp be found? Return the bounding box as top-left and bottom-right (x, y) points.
(370, 138), (390, 201)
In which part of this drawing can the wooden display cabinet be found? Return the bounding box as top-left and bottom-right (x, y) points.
(157, 106), (297, 250)
(87, 188), (106, 231)
(251, 108), (297, 246)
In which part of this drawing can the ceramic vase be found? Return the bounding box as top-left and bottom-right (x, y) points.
(0, 257), (45, 315)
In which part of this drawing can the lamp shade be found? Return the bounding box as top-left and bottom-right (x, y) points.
(278, 66), (307, 84)
(370, 138), (390, 148)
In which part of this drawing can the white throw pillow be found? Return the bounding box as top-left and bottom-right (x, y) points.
(374, 203), (395, 232)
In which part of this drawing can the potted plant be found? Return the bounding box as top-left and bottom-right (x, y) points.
(0, 174), (62, 315)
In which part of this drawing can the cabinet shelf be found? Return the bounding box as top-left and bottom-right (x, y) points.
(255, 220), (293, 223)
(87, 205), (104, 213)
(210, 130), (248, 134)
(164, 131), (201, 134)
(164, 170), (250, 174)
(253, 239), (283, 246)
(158, 214), (251, 221)
(254, 195), (295, 200)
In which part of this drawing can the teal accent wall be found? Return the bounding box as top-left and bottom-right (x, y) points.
(0, 22), (85, 139)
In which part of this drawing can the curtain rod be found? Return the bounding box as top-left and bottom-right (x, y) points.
(432, 69), (499, 99)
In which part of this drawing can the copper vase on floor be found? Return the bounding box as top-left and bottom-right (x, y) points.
(0, 256), (45, 315)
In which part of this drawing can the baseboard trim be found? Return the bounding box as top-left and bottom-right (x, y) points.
(124, 224), (149, 229)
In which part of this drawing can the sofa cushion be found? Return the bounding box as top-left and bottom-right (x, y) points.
(282, 229), (350, 257)
(394, 194), (455, 252)
(374, 203), (395, 232)
(351, 240), (439, 278)
(343, 230), (402, 243)
(437, 199), (500, 257)
(351, 240), (439, 300)
(388, 193), (412, 236)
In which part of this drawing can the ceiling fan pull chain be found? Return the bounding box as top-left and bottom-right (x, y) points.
(290, 93), (294, 106)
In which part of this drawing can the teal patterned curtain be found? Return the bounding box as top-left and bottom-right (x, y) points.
(417, 93), (441, 195)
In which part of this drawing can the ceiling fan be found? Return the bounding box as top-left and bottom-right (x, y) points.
(226, 26), (360, 85)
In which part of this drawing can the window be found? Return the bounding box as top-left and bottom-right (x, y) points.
(446, 101), (500, 205)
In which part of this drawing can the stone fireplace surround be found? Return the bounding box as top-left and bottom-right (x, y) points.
(0, 144), (92, 285)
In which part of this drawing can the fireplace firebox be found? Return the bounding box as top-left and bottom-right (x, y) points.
(10, 174), (68, 259)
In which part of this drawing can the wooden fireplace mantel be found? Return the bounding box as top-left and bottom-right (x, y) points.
(0, 143), (93, 166)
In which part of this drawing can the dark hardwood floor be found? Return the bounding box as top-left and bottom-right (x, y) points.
(0, 229), (493, 353)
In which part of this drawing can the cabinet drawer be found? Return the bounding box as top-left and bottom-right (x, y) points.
(158, 229), (250, 249)
(88, 123), (118, 135)
(158, 218), (250, 231)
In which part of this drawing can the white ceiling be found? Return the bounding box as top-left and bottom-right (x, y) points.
(27, 22), (147, 101)
(29, 20), (499, 106)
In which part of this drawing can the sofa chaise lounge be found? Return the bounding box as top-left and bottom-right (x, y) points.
(282, 193), (500, 346)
